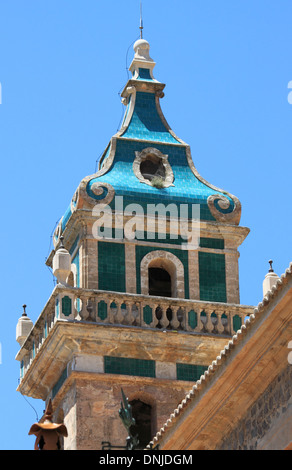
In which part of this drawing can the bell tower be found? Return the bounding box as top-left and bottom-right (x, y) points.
(16, 36), (252, 450)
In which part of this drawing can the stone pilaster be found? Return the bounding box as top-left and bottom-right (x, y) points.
(87, 239), (99, 290)
(225, 250), (240, 304)
(188, 250), (200, 300)
(78, 235), (99, 290)
(125, 243), (136, 293)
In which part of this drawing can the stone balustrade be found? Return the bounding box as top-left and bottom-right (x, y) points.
(17, 285), (254, 382)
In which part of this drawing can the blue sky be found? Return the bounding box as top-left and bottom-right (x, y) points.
(0, 0), (291, 449)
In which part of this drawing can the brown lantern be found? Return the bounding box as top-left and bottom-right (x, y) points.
(28, 399), (68, 450)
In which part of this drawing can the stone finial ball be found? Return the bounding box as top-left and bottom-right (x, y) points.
(133, 39), (153, 62)
(134, 38), (150, 53)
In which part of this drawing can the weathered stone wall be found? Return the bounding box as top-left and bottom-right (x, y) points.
(59, 374), (193, 451)
(218, 365), (292, 450)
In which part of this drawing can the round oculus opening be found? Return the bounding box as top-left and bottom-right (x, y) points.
(140, 155), (166, 182)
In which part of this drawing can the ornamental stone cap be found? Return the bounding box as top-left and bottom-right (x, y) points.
(263, 260), (280, 297)
(16, 305), (33, 346)
(52, 236), (71, 285)
(129, 37), (156, 79)
(133, 38), (153, 62)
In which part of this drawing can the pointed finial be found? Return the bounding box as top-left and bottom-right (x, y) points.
(22, 304), (27, 317)
(139, 1), (143, 39)
(59, 235), (65, 249)
(43, 399), (53, 422)
(268, 259), (274, 273)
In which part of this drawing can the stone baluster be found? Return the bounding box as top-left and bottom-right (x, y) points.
(44, 316), (49, 339)
(152, 304), (162, 329)
(34, 334), (39, 355)
(216, 309), (226, 335)
(39, 330), (44, 348)
(195, 309), (205, 333)
(23, 356), (28, 377)
(87, 298), (97, 321)
(166, 305), (173, 329)
(47, 313), (52, 331)
(79, 296), (90, 321)
(179, 307), (186, 330)
(115, 301), (125, 324)
(170, 306), (181, 330)
(204, 308), (214, 333)
(159, 305), (169, 329)
(140, 301), (147, 327)
(131, 302), (140, 326)
(105, 300), (110, 323)
(108, 300), (117, 324)
(153, 304), (161, 328)
(121, 301), (131, 325)
(225, 311), (232, 335)
(151, 303), (159, 328)
(48, 311), (55, 330)
(74, 297), (81, 321)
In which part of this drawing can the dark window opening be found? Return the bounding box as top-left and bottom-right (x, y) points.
(149, 267), (172, 297)
(140, 157), (166, 182)
(129, 400), (152, 449)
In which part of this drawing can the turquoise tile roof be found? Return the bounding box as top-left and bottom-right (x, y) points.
(58, 38), (241, 233)
(87, 139), (234, 222)
(121, 92), (180, 144)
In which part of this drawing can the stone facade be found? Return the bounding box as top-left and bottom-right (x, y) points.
(218, 365), (292, 450)
(56, 374), (195, 450)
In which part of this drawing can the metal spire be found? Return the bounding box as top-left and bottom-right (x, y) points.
(139, 1), (143, 38)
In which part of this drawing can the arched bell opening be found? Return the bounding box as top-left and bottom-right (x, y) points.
(148, 267), (172, 297)
(140, 250), (185, 299)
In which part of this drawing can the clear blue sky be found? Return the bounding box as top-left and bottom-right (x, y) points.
(0, 0), (291, 450)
